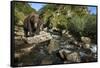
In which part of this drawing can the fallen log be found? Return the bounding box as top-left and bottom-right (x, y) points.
(24, 31), (52, 44)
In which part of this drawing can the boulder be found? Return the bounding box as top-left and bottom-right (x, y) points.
(59, 49), (71, 59)
(15, 36), (23, 40)
(15, 31), (24, 36)
(59, 49), (81, 63)
(62, 30), (72, 38)
(17, 20), (23, 26)
(81, 36), (91, 44)
(83, 44), (91, 49)
(15, 26), (24, 32)
(81, 36), (91, 49)
(90, 44), (97, 53)
(47, 39), (59, 54)
(67, 52), (81, 62)
(43, 27), (48, 32)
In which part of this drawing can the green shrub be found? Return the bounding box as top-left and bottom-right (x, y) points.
(83, 15), (97, 43)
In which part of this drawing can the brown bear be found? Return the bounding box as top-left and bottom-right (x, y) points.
(23, 12), (43, 37)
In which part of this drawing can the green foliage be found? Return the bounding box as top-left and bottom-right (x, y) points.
(67, 15), (87, 35)
(51, 13), (68, 30)
(70, 6), (88, 17)
(39, 4), (89, 30)
(39, 4), (73, 29)
(15, 9), (25, 22)
(39, 4), (57, 25)
(15, 2), (36, 15)
(67, 14), (97, 43)
(14, 2), (36, 26)
(84, 15), (97, 43)
(39, 4), (97, 43)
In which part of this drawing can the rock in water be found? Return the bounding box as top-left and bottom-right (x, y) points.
(90, 44), (97, 53)
(47, 39), (59, 54)
(81, 36), (91, 49)
(67, 52), (81, 62)
(83, 44), (91, 49)
(59, 49), (81, 63)
(59, 49), (72, 59)
(25, 31), (52, 44)
(81, 36), (91, 44)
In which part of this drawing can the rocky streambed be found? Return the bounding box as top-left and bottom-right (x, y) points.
(14, 30), (97, 66)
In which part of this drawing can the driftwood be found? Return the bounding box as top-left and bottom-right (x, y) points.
(24, 31), (52, 44)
